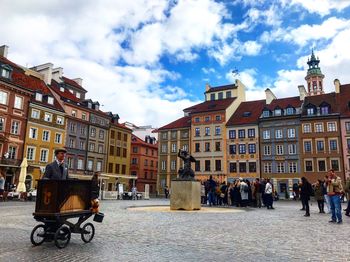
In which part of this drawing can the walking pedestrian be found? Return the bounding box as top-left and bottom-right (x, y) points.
(300, 177), (312, 217)
(265, 179), (274, 209)
(326, 169), (343, 224)
(254, 178), (262, 208)
(313, 180), (325, 213)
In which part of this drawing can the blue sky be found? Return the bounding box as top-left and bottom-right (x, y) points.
(1, 0), (350, 127)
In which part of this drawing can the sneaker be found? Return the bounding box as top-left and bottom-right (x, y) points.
(270, 207), (275, 210)
(300, 208), (305, 211)
(304, 214), (310, 217)
(328, 220), (336, 223)
(337, 220), (343, 224)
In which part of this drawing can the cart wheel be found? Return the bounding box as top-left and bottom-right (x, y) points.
(30, 224), (46, 246)
(81, 222), (95, 243)
(54, 225), (71, 249)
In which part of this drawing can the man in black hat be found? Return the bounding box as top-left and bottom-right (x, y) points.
(42, 148), (69, 180)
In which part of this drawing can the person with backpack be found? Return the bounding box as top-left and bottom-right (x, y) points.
(300, 177), (313, 217)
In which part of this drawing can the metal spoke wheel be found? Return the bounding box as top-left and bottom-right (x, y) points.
(54, 225), (71, 249)
(30, 224), (47, 246)
(81, 222), (95, 243)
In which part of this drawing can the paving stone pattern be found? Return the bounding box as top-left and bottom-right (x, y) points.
(0, 200), (349, 262)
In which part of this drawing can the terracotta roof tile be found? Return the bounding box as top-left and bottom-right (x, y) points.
(157, 116), (191, 131)
(205, 84), (237, 93)
(302, 93), (339, 115)
(131, 134), (158, 148)
(62, 76), (87, 92)
(337, 84), (350, 117)
(184, 98), (236, 114)
(226, 100), (266, 126)
(265, 96), (302, 111)
(51, 80), (81, 103)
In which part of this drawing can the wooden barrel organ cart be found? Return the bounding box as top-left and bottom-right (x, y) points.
(30, 179), (104, 248)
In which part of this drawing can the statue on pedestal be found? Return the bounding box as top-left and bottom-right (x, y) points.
(177, 149), (196, 180)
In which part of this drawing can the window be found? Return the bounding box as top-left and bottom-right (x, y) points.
(82, 113), (86, 120)
(182, 144), (188, 152)
(229, 130), (236, 139)
(347, 139), (350, 150)
(116, 147), (121, 156)
(304, 141), (312, 152)
(248, 144), (256, 154)
(286, 107), (294, 115)
(264, 163), (272, 173)
(215, 115), (221, 121)
(8, 146), (16, 159)
(90, 128), (96, 137)
(79, 141), (85, 150)
(238, 129), (245, 138)
(205, 127), (210, 136)
(1, 65), (11, 78)
(288, 144), (297, 155)
(194, 117), (200, 123)
(262, 110), (270, 117)
(0, 117), (4, 131)
(44, 113), (52, 122)
(205, 160), (211, 171)
(27, 147), (35, 160)
(80, 127), (86, 136)
(70, 123), (76, 133)
(248, 129), (255, 138)
(329, 139), (337, 151)
(98, 145), (104, 154)
(263, 130), (270, 139)
(239, 162), (246, 173)
(318, 160), (326, 172)
(115, 164), (120, 173)
(249, 162), (256, 172)
(303, 124), (311, 133)
(35, 93), (42, 101)
(161, 161), (166, 171)
(215, 142), (221, 151)
(195, 143), (200, 152)
(289, 162), (297, 173)
(277, 162), (285, 173)
(305, 160), (313, 172)
(42, 130), (50, 142)
(210, 93), (215, 101)
(345, 122), (350, 133)
(14, 96), (23, 109)
(117, 132), (122, 140)
(11, 121), (19, 134)
(29, 127), (38, 139)
(229, 163), (237, 172)
(215, 160), (221, 171)
(162, 132), (167, 140)
(226, 91), (232, 98)
(31, 109), (40, 119)
(195, 160), (200, 171)
(171, 143), (177, 153)
(88, 160), (93, 170)
(287, 128), (295, 138)
(40, 149), (48, 162)
(89, 143), (95, 152)
(99, 130), (104, 140)
(331, 159), (339, 171)
(171, 160), (176, 171)
(307, 107), (314, 115)
(69, 138), (75, 148)
(67, 158), (73, 169)
(0, 91), (8, 105)
(96, 161), (102, 172)
(195, 128), (200, 137)
(205, 142), (210, 152)
(263, 145), (271, 155)
(171, 131), (177, 139)
(47, 97), (54, 105)
(205, 116), (210, 122)
(274, 109), (282, 116)
(132, 158), (137, 164)
(276, 145), (284, 155)
(229, 144), (236, 154)
(161, 144), (167, 153)
(77, 159), (83, 170)
(71, 110), (77, 117)
(327, 122), (336, 132)
(316, 140), (324, 152)
(76, 92), (81, 99)
(215, 126), (221, 135)
(56, 116), (64, 125)
(275, 129), (283, 139)
(315, 123), (323, 133)
(238, 144), (246, 154)
(218, 92), (223, 100)
(321, 106), (329, 115)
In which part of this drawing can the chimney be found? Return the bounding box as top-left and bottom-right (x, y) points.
(298, 85), (307, 101)
(205, 83), (211, 92)
(31, 63), (53, 85)
(0, 45), (9, 58)
(52, 67), (63, 82)
(265, 88), (277, 105)
(73, 78), (83, 86)
(334, 79), (340, 93)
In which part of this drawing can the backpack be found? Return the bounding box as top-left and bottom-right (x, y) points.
(243, 184), (249, 193)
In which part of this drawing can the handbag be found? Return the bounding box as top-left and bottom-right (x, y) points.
(220, 193), (225, 198)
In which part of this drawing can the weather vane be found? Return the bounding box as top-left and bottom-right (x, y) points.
(231, 67), (239, 77)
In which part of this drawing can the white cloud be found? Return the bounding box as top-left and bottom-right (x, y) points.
(241, 41), (262, 56)
(290, 0), (350, 16)
(202, 67), (216, 74)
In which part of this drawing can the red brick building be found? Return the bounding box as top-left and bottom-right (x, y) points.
(130, 134), (158, 194)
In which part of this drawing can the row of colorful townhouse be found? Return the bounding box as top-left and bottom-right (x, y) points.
(0, 45), (157, 194)
(156, 51), (350, 198)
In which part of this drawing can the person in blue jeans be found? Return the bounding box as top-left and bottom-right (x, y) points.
(207, 175), (217, 206)
(326, 169), (343, 224)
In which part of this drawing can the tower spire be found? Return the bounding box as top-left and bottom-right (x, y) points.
(305, 49), (324, 96)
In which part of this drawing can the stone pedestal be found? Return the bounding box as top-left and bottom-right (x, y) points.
(170, 180), (201, 210)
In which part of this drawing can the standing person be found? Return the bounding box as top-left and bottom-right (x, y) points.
(323, 175), (331, 214)
(344, 176), (350, 217)
(300, 177), (312, 217)
(265, 179), (274, 209)
(254, 178), (262, 208)
(42, 148), (69, 180)
(292, 183), (299, 201)
(326, 169), (343, 224)
(299, 180), (305, 211)
(207, 175), (216, 206)
(313, 180), (325, 213)
(200, 182), (206, 204)
(164, 186), (169, 199)
(239, 178), (249, 207)
(0, 172), (5, 200)
(260, 178), (267, 207)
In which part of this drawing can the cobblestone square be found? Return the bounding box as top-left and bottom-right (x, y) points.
(0, 199), (349, 262)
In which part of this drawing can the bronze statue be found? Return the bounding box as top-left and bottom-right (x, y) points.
(177, 149), (196, 180)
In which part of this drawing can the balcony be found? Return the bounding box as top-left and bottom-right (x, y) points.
(0, 158), (22, 167)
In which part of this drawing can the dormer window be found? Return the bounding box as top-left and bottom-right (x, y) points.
(286, 107), (294, 115)
(69, 89), (73, 94)
(35, 93), (42, 101)
(226, 91), (232, 98)
(71, 110), (77, 117)
(76, 92), (81, 99)
(210, 93), (215, 101)
(321, 106), (329, 115)
(60, 87), (65, 92)
(307, 107), (314, 115)
(274, 109), (282, 116)
(88, 102), (92, 109)
(0, 65), (12, 79)
(262, 110), (270, 117)
(47, 97), (54, 105)
(95, 105), (99, 111)
(218, 92), (223, 100)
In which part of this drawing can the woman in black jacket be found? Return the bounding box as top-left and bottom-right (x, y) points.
(300, 177), (312, 217)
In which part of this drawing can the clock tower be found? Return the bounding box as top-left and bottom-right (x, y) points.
(305, 49), (324, 96)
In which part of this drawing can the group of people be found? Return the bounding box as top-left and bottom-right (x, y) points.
(202, 176), (275, 209)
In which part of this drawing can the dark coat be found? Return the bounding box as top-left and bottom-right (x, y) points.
(42, 161), (69, 180)
(300, 182), (312, 200)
